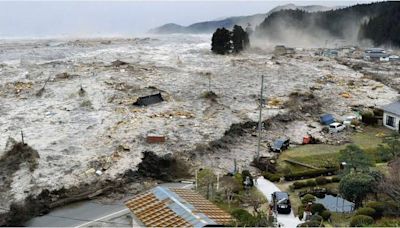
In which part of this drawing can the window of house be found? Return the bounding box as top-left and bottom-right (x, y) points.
(386, 115), (395, 127)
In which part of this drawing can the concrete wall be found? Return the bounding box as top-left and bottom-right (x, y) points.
(383, 112), (400, 131)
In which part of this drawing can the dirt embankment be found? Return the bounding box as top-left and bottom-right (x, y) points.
(0, 150), (190, 226)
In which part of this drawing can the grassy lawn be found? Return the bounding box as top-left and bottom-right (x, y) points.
(277, 126), (392, 172)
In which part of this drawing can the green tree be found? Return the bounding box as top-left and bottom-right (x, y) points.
(339, 173), (376, 208)
(379, 157), (400, 207)
(338, 144), (373, 173)
(211, 27), (232, 55)
(197, 168), (217, 199)
(232, 25), (250, 53)
(378, 132), (400, 160)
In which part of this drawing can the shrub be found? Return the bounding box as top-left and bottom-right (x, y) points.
(298, 205), (305, 220)
(365, 201), (385, 218)
(382, 201), (400, 216)
(350, 215), (374, 227)
(315, 177), (328, 185)
(331, 176), (341, 182)
(263, 172), (281, 182)
(361, 110), (377, 125)
(283, 168), (337, 181)
(301, 194), (316, 204)
(293, 181), (306, 189)
(306, 179), (317, 187)
(310, 214), (323, 222)
(241, 170), (253, 186)
(356, 207), (376, 218)
(321, 210), (331, 221)
(374, 217), (400, 227)
(298, 220), (323, 227)
(231, 209), (255, 227)
(311, 203), (326, 215)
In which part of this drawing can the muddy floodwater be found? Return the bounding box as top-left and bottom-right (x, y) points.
(0, 34), (397, 214)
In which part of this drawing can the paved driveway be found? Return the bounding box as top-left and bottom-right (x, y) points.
(256, 176), (302, 227)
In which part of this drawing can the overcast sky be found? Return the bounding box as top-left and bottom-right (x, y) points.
(0, 1), (376, 38)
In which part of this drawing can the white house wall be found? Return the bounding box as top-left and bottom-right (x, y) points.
(383, 112), (399, 131)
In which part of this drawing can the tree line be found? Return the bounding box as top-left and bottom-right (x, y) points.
(211, 25), (250, 55)
(256, 1), (400, 47)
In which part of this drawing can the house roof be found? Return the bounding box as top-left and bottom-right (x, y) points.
(365, 48), (385, 53)
(365, 52), (389, 58)
(125, 186), (233, 227)
(133, 93), (164, 106)
(382, 101), (400, 116)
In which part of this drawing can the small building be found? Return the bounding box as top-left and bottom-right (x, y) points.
(382, 101), (400, 132)
(364, 48), (389, 61)
(274, 45), (287, 55)
(322, 49), (339, 58)
(125, 186), (233, 227)
(146, 134), (166, 143)
(133, 93), (164, 106)
(274, 45), (296, 56)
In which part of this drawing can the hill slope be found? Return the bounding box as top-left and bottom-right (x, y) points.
(255, 1), (400, 47)
(149, 4), (338, 34)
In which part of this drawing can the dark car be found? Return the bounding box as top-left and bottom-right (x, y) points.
(272, 191), (291, 214)
(270, 138), (290, 152)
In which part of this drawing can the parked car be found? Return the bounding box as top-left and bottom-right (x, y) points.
(270, 138), (290, 152)
(329, 122), (346, 133)
(272, 191), (291, 214)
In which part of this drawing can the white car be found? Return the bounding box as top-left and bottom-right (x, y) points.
(329, 122), (346, 133)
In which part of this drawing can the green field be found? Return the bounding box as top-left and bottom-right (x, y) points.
(278, 126), (393, 172)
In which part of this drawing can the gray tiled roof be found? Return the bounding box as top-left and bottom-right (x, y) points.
(382, 101), (400, 115)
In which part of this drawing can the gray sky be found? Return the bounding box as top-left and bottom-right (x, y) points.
(0, 1), (376, 38)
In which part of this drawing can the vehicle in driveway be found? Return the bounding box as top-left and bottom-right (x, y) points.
(270, 138), (290, 152)
(329, 122), (346, 133)
(272, 191), (291, 214)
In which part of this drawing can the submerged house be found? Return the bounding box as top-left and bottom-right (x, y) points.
(125, 186), (233, 227)
(364, 48), (389, 61)
(133, 93), (164, 106)
(382, 101), (400, 132)
(322, 49), (339, 58)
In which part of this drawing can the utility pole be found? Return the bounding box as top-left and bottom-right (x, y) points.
(195, 169), (198, 191)
(256, 75), (264, 160)
(21, 130), (25, 144)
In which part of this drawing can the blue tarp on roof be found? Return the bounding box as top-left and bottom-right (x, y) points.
(320, 114), (334, 125)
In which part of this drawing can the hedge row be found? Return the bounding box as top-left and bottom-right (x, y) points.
(291, 176), (341, 190)
(283, 168), (338, 181)
(263, 173), (281, 182)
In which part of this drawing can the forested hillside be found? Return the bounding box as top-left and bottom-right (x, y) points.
(256, 1), (400, 47)
(359, 3), (400, 46)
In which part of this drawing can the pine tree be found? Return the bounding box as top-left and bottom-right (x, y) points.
(211, 27), (232, 55)
(232, 25), (250, 53)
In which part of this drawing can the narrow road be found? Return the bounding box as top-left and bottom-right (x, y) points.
(256, 176), (302, 228)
